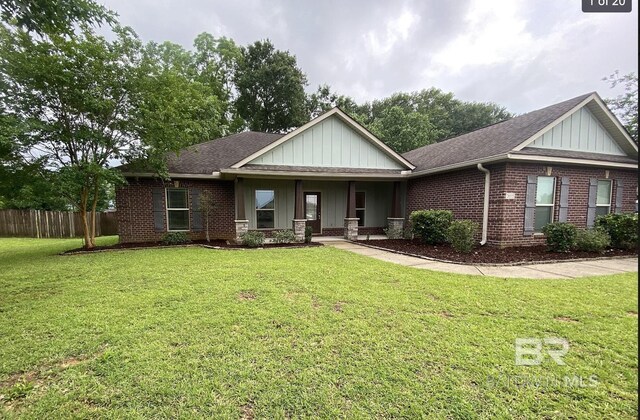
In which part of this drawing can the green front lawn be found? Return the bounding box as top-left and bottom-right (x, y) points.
(0, 238), (637, 418)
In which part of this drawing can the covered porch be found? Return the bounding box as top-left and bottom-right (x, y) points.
(233, 177), (406, 241)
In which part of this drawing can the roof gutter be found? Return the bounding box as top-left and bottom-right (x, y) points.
(506, 154), (638, 169)
(407, 154), (509, 178)
(121, 172), (222, 179)
(220, 168), (407, 180)
(476, 164), (490, 246)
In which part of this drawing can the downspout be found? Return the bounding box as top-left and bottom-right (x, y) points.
(477, 164), (490, 245)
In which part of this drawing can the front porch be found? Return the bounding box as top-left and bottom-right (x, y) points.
(233, 177), (406, 241)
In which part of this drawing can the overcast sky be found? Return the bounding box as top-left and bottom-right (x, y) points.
(100, 0), (637, 114)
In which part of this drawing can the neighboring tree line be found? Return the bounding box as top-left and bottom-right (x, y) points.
(0, 0), (636, 248)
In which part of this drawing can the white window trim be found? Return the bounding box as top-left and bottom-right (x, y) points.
(166, 188), (190, 232)
(255, 189), (275, 230)
(535, 176), (556, 232)
(596, 179), (613, 214)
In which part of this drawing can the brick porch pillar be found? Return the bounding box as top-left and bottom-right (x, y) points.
(344, 180), (359, 240)
(293, 179), (306, 242)
(387, 181), (404, 239)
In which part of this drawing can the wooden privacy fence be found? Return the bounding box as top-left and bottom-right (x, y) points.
(0, 210), (118, 238)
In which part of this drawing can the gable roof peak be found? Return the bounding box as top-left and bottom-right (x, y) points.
(402, 92), (628, 173)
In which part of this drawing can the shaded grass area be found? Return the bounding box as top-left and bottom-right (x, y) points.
(0, 237), (637, 418)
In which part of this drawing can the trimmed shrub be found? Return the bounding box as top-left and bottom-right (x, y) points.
(542, 222), (577, 252)
(409, 210), (453, 245)
(273, 229), (296, 244)
(304, 226), (313, 244)
(383, 226), (404, 239)
(447, 220), (478, 253)
(241, 231), (265, 248)
(595, 213), (638, 250)
(161, 232), (189, 245)
(574, 229), (611, 253)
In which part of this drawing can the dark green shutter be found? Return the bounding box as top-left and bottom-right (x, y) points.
(523, 175), (537, 236)
(191, 189), (203, 231)
(558, 177), (570, 222)
(615, 179), (623, 214)
(586, 178), (598, 227)
(152, 188), (165, 231)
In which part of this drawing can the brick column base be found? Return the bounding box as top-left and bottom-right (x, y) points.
(344, 218), (359, 240)
(293, 219), (306, 242)
(234, 220), (249, 243)
(386, 217), (405, 239)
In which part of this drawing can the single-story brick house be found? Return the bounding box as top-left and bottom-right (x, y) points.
(116, 92), (638, 246)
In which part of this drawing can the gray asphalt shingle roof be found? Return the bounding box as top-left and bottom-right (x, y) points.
(168, 131), (283, 174)
(402, 93), (595, 172)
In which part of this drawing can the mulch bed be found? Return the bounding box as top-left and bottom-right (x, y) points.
(357, 239), (638, 265)
(63, 239), (322, 254)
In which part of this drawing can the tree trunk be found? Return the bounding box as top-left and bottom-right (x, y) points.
(80, 188), (93, 249)
(89, 179), (99, 248)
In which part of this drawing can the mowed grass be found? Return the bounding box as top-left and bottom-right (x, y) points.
(0, 238), (637, 418)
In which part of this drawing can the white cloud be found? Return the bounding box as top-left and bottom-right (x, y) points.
(363, 8), (420, 60)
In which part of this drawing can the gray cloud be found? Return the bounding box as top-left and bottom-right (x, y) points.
(101, 0), (637, 114)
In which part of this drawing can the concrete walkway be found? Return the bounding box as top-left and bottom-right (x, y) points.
(318, 239), (638, 279)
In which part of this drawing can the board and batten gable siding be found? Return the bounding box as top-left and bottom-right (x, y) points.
(242, 179), (396, 230)
(528, 106), (626, 155)
(247, 116), (405, 169)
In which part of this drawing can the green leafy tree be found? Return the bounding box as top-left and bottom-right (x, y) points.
(0, 0), (114, 34)
(234, 40), (308, 132)
(369, 106), (441, 153)
(449, 101), (512, 137)
(0, 24), (224, 248)
(192, 33), (244, 132)
(306, 84), (361, 119)
(603, 71), (638, 142)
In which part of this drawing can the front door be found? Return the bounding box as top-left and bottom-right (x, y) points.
(304, 192), (321, 234)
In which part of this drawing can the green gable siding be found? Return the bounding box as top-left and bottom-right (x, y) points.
(529, 107), (625, 155)
(248, 116), (405, 169)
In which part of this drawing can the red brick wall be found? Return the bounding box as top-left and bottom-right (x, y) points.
(493, 163), (638, 246)
(406, 163), (638, 247)
(116, 178), (235, 243)
(407, 166), (503, 226)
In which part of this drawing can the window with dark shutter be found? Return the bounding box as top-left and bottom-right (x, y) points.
(615, 180), (624, 213)
(523, 175), (537, 236)
(166, 188), (189, 231)
(558, 177), (570, 222)
(152, 188), (165, 232)
(534, 176), (555, 232)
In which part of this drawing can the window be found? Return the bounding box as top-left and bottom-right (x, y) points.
(305, 194), (318, 220)
(166, 188), (189, 231)
(596, 180), (612, 217)
(256, 190), (275, 229)
(534, 176), (555, 232)
(356, 191), (365, 227)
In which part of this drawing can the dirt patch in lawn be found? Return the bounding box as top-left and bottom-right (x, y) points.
(238, 291), (257, 301)
(555, 316), (579, 323)
(63, 239), (322, 254)
(0, 346), (108, 406)
(357, 239), (637, 265)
